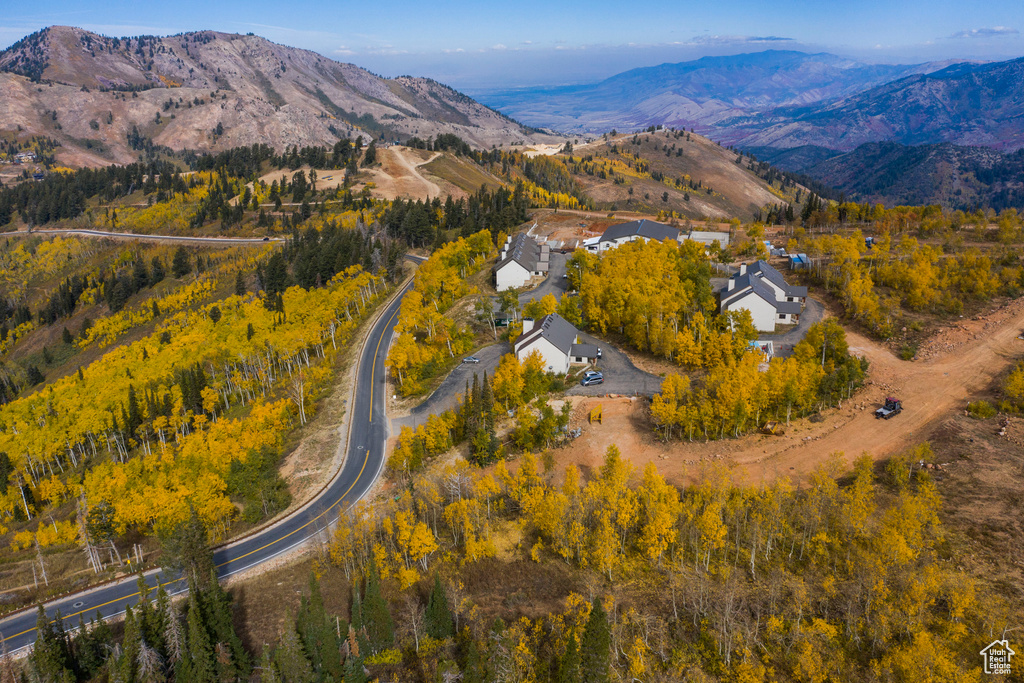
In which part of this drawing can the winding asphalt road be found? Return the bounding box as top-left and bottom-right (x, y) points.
(0, 262), (418, 653)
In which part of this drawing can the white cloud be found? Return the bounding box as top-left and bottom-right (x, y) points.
(688, 34), (795, 46)
(948, 26), (1019, 39)
(492, 43), (507, 50)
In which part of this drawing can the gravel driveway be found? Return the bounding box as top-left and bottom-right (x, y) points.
(760, 297), (825, 357)
(519, 251), (569, 305)
(565, 330), (663, 398)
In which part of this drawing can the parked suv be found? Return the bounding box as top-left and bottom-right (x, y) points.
(580, 370), (604, 386)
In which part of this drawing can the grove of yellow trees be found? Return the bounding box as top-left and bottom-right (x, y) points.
(387, 230), (494, 395)
(324, 445), (1003, 681)
(0, 265), (387, 544)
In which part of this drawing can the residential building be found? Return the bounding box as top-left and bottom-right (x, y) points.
(493, 233), (550, 291)
(719, 260), (806, 332)
(583, 219), (681, 252)
(513, 313), (599, 374)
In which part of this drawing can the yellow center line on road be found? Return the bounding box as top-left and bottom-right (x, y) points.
(5, 296), (407, 644)
(369, 303), (402, 423)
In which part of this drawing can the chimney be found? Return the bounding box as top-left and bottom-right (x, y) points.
(727, 278), (735, 291)
(739, 264), (747, 276)
(522, 318), (535, 335)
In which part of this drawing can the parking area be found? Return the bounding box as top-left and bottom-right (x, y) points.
(565, 330), (663, 398)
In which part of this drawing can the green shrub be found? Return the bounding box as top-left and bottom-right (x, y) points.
(967, 400), (997, 419)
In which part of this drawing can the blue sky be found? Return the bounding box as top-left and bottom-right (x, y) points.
(2, 0), (1023, 88)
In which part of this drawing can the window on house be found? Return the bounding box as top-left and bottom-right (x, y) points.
(778, 314), (786, 319)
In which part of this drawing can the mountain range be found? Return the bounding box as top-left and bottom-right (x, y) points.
(476, 51), (968, 140)
(481, 50), (1024, 208)
(0, 26), (558, 167)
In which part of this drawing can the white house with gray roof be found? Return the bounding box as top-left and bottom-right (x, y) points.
(493, 233), (550, 291)
(720, 260), (805, 332)
(583, 219), (682, 252)
(513, 313), (599, 374)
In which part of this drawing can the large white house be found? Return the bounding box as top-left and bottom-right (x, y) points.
(583, 219), (682, 252)
(514, 313), (599, 374)
(493, 233), (550, 291)
(719, 260), (806, 332)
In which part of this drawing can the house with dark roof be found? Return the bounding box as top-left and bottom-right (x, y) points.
(513, 313), (599, 374)
(745, 260), (807, 304)
(493, 233), (550, 291)
(719, 261), (805, 332)
(583, 219), (681, 253)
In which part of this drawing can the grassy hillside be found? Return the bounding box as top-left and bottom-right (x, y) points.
(563, 129), (798, 219)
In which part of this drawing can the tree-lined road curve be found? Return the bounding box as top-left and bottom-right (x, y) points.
(0, 258), (421, 653)
(21, 228), (284, 244)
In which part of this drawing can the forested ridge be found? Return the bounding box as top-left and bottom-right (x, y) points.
(0, 205), (416, 614)
(16, 445), (1009, 682)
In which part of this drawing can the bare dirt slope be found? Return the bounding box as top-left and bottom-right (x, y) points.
(356, 148), (443, 201)
(555, 298), (1024, 486)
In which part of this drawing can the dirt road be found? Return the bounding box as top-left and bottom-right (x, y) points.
(556, 297), (1024, 485)
(360, 148), (442, 200)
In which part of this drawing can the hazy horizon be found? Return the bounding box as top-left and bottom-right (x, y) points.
(2, 0), (1023, 89)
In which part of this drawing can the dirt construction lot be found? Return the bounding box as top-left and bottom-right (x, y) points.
(555, 297), (1024, 486)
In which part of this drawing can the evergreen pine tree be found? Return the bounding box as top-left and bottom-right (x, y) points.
(424, 574), (454, 640)
(360, 563), (394, 653)
(184, 592), (216, 683)
(127, 385), (143, 436)
(273, 624), (314, 683)
(150, 256), (165, 284)
(235, 271), (246, 296)
(30, 607), (74, 683)
(119, 605), (141, 683)
(200, 572), (249, 677)
(461, 633), (483, 683)
(172, 247), (192, 278)
(252, 649), (281, 683)
(557, 633), (581, 683)
(296, 576), (343, 682)
(579, 598), (611, 683)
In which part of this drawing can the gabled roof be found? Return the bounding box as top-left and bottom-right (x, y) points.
(721, 272), (764, 304)
(748, 259), (808, 297)
(496, 232), (549, 273)
(723, 273), (777, 309)
(515, 313), (579, 354)
(599, 219), (679, 244)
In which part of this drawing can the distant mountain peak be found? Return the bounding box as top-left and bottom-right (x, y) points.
(0, 26), (560, 167)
